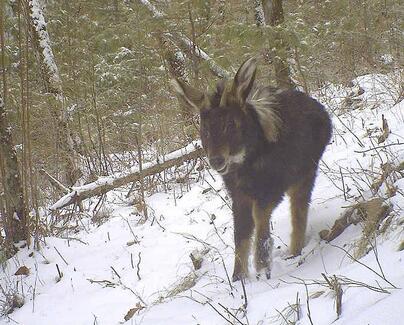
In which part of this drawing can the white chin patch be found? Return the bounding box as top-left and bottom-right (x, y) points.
(228, 148), (246, 165)
(217, 149), (246, 175)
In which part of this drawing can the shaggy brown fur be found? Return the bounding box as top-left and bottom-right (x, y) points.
(173, 58), (332, 281)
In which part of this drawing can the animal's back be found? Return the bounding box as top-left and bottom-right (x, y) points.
(235, 87), (332, 200)
(269, 88), (331, 171)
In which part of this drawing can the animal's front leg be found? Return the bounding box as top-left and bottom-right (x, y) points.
(232, 193), (253, 282)
(253, 199), (279, 279)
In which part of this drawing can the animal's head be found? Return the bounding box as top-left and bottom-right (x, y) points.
(172, 58), (280, 175)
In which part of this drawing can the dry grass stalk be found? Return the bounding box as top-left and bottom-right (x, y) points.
(398, 241), (404, 251)
(321, 274), (342, 318)
(161, 272), (199, 301)
(377, 114), (390, 144)
(270, 292), (301, 325)
(189, 247), (210, 271)
(354, 198), (391, 258)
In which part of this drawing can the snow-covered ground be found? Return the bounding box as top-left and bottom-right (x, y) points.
(1, 73), (403, 324)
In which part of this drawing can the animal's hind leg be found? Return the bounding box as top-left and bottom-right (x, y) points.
(232, 193), (254, 282)
(288, 171), (316, 256)
(253, 199), (280, 279)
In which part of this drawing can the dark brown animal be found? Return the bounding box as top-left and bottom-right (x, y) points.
(173, 58), (332, 281)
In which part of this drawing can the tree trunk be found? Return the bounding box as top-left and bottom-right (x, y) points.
(254, 0), (265, 27)
(262, 0), (293, 89)
(24, 0), (62, 95)
(0, 97), (28, 243)
(23, 0), (82, 186)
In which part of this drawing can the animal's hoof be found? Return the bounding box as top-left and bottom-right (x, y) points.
(284, 255), (297, 260)
(256, 268), (271, 280)
(290, 247), (302, 257)
(232, 273), (241, 282)
(232, 272), (246, 282)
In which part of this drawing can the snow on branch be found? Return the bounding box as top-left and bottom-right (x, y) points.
(28, 0), (62, 96)
(139, 0), (164, 18)
(165, 33), (230, 79)
(254, 0), (266, 27)
(137, 0), (229, 79)
(50, 142), (204, 210)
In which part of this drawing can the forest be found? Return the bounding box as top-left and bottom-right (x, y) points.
(0, 1), (403, 324)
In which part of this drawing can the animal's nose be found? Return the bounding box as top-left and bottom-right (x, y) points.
(209, 156), (226, 170)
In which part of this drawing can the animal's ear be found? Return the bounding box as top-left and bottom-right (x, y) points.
(171, 79), (204, 113)
(233, 57), (257, 103)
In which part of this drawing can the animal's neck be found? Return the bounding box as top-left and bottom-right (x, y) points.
(243, 111), (269, 161)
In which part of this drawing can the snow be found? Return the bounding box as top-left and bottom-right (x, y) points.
(29, 0), (61, 89)
(137, 0), (229, 79)
(139, 0), (164, 18)
(50, 141), (201, 210)
(1, 73), (404, 324)
(163, 32), (230, 79)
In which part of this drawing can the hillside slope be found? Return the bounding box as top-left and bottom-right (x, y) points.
(1, 73), (403, 325)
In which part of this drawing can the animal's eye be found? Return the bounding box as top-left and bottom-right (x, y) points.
(205, 128), (210, 138)
(225, 119), (235, 132)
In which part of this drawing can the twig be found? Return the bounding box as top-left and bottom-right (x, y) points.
(274, 308), (291, 325)
(321, 273), (342, 317)
(218, 303), (246, 325)
(204, 178), (231, 209)
(354, 141), (404, 153)
(173, 232), (234, 291)
(92, 194), (105, 216)
(286, 274), (390, 294)
(295, 292), (301, 321)
(304, 282), (314, 325)
(39, 169), (69, 193)
(206, 301), (233, 324)
(208, 213), (229, 248)
(330, 244), (397, 288)
(54, 246), (69, 265)
(332, 111), (365, 147)
(150, 212), (166, 231)
(60, 236), (88, 245)
(367, 238), (388, 283)
(124, 217), (137, 240)
(55, 264), (63, 279)
(110, 266), (121, 279)
(339, 166), (347, 201)
(137, 252), (142, 280)
(334, 276), (342, 317)
(87, 278), (117, 288)
(240, 276), (248, 310)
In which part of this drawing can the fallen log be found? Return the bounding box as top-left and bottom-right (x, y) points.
(50, 142), (204, 210)
(319, 159), (403, 244)
(319, 198), (391, 243)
